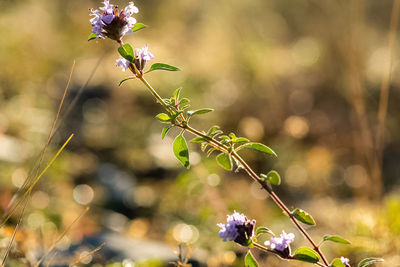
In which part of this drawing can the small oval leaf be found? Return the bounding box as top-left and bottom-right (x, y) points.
(216, 153), (232, 170)
(119, 76), (136, 86)
(161, 126), (172, 139)
(173, 135), (190, 169)
(131, 23), (147, 32)
(245, 251), (259, 267)
(190, 137), (208, 143)
(147, 63), (180, 73)
(292, 208), (316, 226)
(330, 258), (346, 267)
(255, 227), (274, 236)
(358, 258), (384, 267)
(118, 44), (135, 62)
(293, 247), (320, 263)
(187, 108), (214, 117)
(237, 143), (277, 157)
(173, 87), (182, 102)
(156, 113), (172, 123)
(233, 137), (250, 144)
(323, 235), (351, 245)
(260, 170), (281, 185)
(88, 32), (98, 41)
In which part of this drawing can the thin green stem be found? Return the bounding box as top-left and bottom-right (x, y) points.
(139, 76), (173, 113)
(127, 49), (330, 266)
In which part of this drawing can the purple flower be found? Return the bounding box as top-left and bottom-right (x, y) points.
(89, 0), (139, 41)
(264, 230), (295, 252)
(134, 44), (154, 71)
(341, 257), (350, 266)
(217, 211), (255, 246)
(138, 44), (154, 61)
(116, 58), (131, 71)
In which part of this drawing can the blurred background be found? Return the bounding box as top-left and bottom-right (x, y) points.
(0, 0), (399, 266)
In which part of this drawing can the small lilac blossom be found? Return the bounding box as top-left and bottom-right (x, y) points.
(264, 230), (295, 252)
(116, 58), (131, 72)
(139, 44), (154, 61)
(90, 0), (139, 40)
(217, 211), (255, 246)
(341, 257), (350, 266)
(134, 44), (154, 71)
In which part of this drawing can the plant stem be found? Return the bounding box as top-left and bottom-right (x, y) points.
(133, 60), (329, 266)
(252, 242), (273, 253)
(139, 76), (173, 113)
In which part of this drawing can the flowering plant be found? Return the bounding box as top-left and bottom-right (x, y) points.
(88, 1), (384, 266)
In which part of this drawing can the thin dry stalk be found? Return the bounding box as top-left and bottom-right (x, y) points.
(376, 0), (400, 159)
(46, 252), (58, 267)
(0, 134), (74, 228)
(1, 62), (75, 225)
(0, 199), (28, 267)
(34, 207), (90, 267)
(68, 243), (105, 267)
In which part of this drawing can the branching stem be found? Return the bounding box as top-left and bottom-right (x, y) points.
(118, 39), (329, 266)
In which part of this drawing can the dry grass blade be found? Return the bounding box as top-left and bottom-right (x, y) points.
(376, 0), (400, 157)
(1, 61), (75, 226)
(34, 207), (90, 267)
(0, 134), (74, 228)
(0, 198), (28, 267)
(69, 243), (105, 267)
(46, 252), (58, 267)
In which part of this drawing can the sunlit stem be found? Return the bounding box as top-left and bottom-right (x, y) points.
(118, 40), (330, 266)
(139, 76), (174, 114)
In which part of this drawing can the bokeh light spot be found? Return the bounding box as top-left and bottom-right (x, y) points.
(73, 184), (94, 205)
(207, 174), (220, 187)
(284, 116), (309, 138)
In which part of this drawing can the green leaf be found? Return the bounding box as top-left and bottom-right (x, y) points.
(293, 247), (320, 263)
(255, 227), (274, 236)
(161, 126), (172, 139)
(207, 148), (217, 157)
(179, 98), (190, 105)
(322, 235), (351, 245)
(358, 258), (384, 267)
(216, 153), (232, 170)
(292, 208), (316, 226)
(260, 170), (281, 185)
(190, 137), (208, 143)
(173, 135), (190, 169)
(245, 251), (259, 267)
(237, 142), (277, 157)
(131, 23), (147, 32)
(118, 44), (135, 62)
(173, 87), (182, 102)
(156, 113), (172, 123)
(207, 125), (220, 135)
(146, 63), (180, 73)
(330, 258), (346, 267)
(233, 137), (250, 144)
(88, 32), (97, 41)
(119, 76), (136, 86)
(187, 108), (213, 117)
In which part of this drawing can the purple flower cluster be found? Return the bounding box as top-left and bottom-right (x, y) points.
(90, 0), (139, 40)
(264, 230), (295, 252)
(116, 44), (154, 72)
(218, 211), (255, 246)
